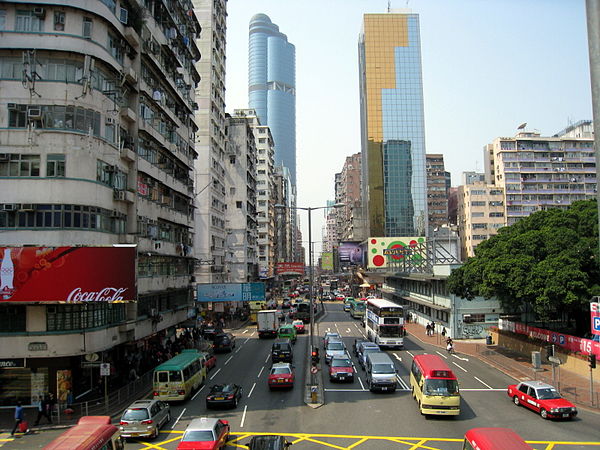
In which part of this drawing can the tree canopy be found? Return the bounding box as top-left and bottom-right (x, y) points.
(447, 200), (600, 326)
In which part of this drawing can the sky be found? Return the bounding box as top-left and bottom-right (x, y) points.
(223, 0), (593, 259)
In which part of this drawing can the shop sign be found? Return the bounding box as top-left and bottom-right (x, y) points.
(28, 342), (48, 351)
(0, 358), (25, 368)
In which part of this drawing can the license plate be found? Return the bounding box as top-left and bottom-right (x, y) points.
(160, 391), (167, 395)
(562, 413), (569, 417)
(215, 397), (224, 400)
(381, 387), (387, 391)
(130, 432), (139, 437)
(278, 379), (285, 383)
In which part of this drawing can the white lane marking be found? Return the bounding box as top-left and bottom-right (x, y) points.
(452, 361), (468, 373)
(406, 351), (415, 358)
(250, 331), (256, 337)
(346, 328), (351, 333)
(393, 353), (402, 362)
(225, 355), (233, 365)
(435, 351), (448, 359)
(327, 327), (331, 332)
(191, 384), (205, 401)
(462, 388), (505, 391)
(244, 338), (250, 344)
(172, 408), (186, 429)
(396, 375), (410, 390)
(247, 382), (256, 398)
(474, 376), (493, 389)
(257, 366), (264, 378)
(235, 347), (241, 354)
(453, 354), (469, 361)
(243, 329), (248, 334)
(210, 368), (221, 380)
(240, 405), (248, 428)
(358, 376), (365, 390)
(265, 354), (270, 364)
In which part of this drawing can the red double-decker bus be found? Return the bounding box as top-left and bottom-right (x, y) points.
(44, 416), (123, 450)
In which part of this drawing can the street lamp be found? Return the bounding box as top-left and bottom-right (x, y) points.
(275, 203), (345, 385)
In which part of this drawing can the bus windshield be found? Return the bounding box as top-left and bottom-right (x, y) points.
(424, 379), (459, 396)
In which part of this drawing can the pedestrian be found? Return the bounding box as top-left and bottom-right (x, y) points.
(426, 323), (431, 336)
(11, 401), (25, 435)
(441, 327), (446, 338)
(33, 395), (51, 426)
(66, 389), (74, 408)
(431, 321), (436, 335)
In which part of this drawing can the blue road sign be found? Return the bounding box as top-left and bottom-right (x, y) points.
(593, 316), (600, 332)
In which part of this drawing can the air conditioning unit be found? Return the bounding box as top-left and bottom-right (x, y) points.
(28, 108), (42, 119)
(20, 204), (35, 211)
(105, 117), (116, 126)
(2, 204), (18, 211)
(7, 103), (17, 110)
(33, 7), (46, 18)
(119, 7), (129, 24)
(113, 190), (126, 201)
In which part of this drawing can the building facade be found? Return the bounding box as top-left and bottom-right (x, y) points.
(193, 0), (228, 283)
(0, 0), (200, 404)
(359, 11), (428, 238)
(426, 154), (449, 232)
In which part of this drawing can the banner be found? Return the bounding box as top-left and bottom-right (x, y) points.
(0, 246), (136, 303)
(500, 320), (600, 357)
(197, 282), (266, 303)
(321, 252), (333, 270)
(338, 242), (363, 265)
(367, 237), (426, 269)
(275, 262), (304, 275)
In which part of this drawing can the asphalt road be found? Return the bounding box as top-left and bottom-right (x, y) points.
(6, 302), (600, 450)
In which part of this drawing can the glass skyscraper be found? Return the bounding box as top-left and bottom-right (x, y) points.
(248, 14), (297, 186)
(359, 12), (428, 237)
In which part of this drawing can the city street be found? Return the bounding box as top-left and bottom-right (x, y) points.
(4, 302), (599, 450)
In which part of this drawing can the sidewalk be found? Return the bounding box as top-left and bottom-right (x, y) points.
(404, 321), (600, 411)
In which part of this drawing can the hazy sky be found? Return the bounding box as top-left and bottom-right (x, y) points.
(224, 0), (593, 257)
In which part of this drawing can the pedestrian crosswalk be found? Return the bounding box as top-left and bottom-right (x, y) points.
(0, 432), (15, 447)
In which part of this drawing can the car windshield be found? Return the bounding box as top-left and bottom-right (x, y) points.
(327, 342), (344, 351)
(332, 359), (352, 367)
(122, 408), (149, 421)
(273, 343), (289, 350)
(372, 363), (395, 374)
(424, 379), (459, 396)
(537, 388), (561, 400)
(363, 347), (381, 355)
(271, 367), (291, 375)
(182, 430), (215, 442)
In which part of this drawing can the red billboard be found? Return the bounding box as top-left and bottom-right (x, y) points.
(275, 262), (305, 276)
(0, 246), (136, 303)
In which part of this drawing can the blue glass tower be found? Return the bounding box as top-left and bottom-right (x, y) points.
(248, 14), (296, 186)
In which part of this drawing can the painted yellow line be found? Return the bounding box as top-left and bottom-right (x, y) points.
(346, 437), (369, 449)
(132, 430), (185, 450)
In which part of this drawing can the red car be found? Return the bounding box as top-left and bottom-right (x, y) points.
(292, 320), (305, 334)
(329, 356), (354, 382)
(202, 349), (217, 371)
(507, 381), (577, 419)
(268, 363), (295, 390)
(177, 417), (229, 449)
(335, 295), (345, 301)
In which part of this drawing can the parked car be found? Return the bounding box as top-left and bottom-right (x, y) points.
(247, 435), (293, 449)
(120, 399), (170, 440)
(507, 381), (577, 419)
(329, 356), (354, 382)
(268, 363), (295, 390)
(177, 417), (230, 449)
(213, 332), (236, 353)
(271, 340), (293, 363)
(206, 384), (243, 409)
(291, 320), (305, 334)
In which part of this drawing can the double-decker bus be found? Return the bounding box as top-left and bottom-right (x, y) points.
(364, 298), (404, 348)
(44, 416), (123, 450)
(463, 428), (532, 450)
(410, 354), (461, 416)
(153, 349), (206, 401)
(349, 299), (366, 320)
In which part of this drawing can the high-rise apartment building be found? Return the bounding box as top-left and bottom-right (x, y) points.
(338, 153), (364, 241)
(485, 121), (595, 226)
(193, 0), (228, 283)
(426, 154), (449, 232)
(462, 171), (485, 186)
(359, 11), (428, 238)
(0, 1), (200, 404)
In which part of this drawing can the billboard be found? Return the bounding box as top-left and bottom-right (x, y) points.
(367, 237), (426, 269)
(338, 241), (363, 265)
(197, 282), (266, 303)
(275, 262), (304, 275)
(0, 246), (136, 303)
(321, 252), (334, 270)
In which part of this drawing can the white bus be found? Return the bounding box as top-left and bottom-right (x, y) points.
(365, 298), (404, 349)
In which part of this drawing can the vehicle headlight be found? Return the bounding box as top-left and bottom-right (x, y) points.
(571, 407), (577, 412)
(550, 408), (559, 413)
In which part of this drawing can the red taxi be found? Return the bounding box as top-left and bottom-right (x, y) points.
(292, 320), (305, 334)
(177, 417), (229, 449)
(329, 356), (354, 382)
(507, 380), (577, 419)
(335, 294), (345, 301)
(267, 363), (295, 390)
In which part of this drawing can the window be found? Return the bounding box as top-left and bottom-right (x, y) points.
(47, 303), (126, 331)
(108, 32), (124, 63)
(16, 10), (44, 32)
(0, 10), (6, 30)
(0, 306), (26, 332)
(463, 313), (485, 323)
(236, 201), (242, 208)
(82, 17), (92, 38)
(47, 154), (65, 177)
(0, 154), (40, 177)
(53, 11), (65, 31)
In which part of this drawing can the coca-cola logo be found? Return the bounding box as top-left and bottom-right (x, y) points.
(67, 287), (127, 303)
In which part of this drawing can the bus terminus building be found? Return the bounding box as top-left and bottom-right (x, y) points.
(0, 1), (202, 406)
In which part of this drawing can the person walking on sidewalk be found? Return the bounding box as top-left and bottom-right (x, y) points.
(34, 395), (52, 425)
(11, 401), (25, 435)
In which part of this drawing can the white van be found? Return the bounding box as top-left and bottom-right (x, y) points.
(365, 352), (398, 392)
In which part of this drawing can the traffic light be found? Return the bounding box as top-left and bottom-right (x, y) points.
(588, 354), (596, 369)
(545, 345), (554, 360)
(311, 347), (320, 365)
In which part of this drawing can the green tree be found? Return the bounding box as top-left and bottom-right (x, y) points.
(447, 200), (599, 332)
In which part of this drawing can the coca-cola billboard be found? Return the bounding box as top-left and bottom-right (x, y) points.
(0, 246), (136, 303)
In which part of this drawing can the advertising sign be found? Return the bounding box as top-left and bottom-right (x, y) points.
(338, 242), (363, 265)
(197, 282), (266, 303)
(321, 252), (334, 270)
(275, 262), (305, 275)
(0, 247), (136, 303)
(591, 302), (600, 336)
(367, 237), (426, 269)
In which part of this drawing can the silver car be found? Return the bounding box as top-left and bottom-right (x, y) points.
(325, 339), (347, 364)
(120, 399), (170, 439)
(358, 343), (382, 369)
